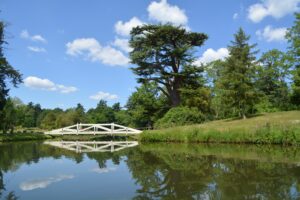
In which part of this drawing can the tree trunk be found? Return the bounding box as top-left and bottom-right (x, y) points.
(242, 113), (247, 120)
(169, 89), (181, 107)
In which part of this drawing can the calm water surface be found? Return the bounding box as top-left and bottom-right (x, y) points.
(0, 141), (299, 200)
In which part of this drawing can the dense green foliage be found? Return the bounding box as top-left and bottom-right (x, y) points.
(256, 49), (291, 111)
(154, 107), (205, 128)
(126, 83), (168, 128)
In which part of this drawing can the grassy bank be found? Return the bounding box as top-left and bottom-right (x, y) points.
(140, 111), (300, 145)
(0, 133), (53, 142)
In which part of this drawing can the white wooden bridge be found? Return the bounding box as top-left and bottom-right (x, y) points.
(45, 123), (142, 135)
(44, 141), (139, 153)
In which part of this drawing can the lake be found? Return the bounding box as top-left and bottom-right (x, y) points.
(0, 141), (299, 200)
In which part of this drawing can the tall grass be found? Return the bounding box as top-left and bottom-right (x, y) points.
(140, 111), (300, 145)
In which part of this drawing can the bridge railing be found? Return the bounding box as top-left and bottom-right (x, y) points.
(45, 123), (142, 135)
(44, 141), (139, 153)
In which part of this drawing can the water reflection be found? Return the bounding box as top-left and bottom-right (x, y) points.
(44, 141), (139, 153)
(0, 142), (299, 200)
(129, 144), (300, 200)
(20, 174), (74, 191)
(90, 167), (116, 174)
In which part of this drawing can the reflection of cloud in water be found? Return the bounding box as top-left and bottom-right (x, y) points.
(91, 167), (116, 174)
(20, 174), (74, 191)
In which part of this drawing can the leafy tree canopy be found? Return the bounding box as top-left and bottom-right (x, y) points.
(129, 24), (208, 107)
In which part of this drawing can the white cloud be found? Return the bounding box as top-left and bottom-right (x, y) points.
(27, 46), (46, 53)
(24, 76), (78, 94)
(247, 0), (300, 23)
(256, 25), (287, 42)
(115, 17), (144, 37)
(233, 13), (239, 20)
(147, 0), (188, 26)
(56, 84), (78, 94)
(194, 48), (229, 65)
(20, 30), (47, 43)
(89, 91), (118, 101)
(113, 38), (132, 53)
(91, 167), (116, 174)
(66, 38), (129, 66)
(20, 175), (74, 191)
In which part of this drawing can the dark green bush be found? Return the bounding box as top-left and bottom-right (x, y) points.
(154, 107), (205, 128)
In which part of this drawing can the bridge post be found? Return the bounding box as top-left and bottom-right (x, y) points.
(76, 123), (79, 135)
(111, 123), (114, 136)
(111, 141), (114, 152)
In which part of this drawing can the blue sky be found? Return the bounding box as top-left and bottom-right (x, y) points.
(1, 0), (298, 109)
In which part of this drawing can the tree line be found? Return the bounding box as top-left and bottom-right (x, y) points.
(0, 13), (300, 133)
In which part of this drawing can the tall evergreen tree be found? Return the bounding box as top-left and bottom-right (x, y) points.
(0, 22), (22, 110)
(129, 24), (208, 107)
(216, 28), (259, 119)
(286, 13), (300, 106)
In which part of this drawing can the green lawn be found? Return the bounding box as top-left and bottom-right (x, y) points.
(140, 111), (300, 145)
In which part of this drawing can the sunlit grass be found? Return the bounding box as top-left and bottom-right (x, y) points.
(140, 111), (300, 145)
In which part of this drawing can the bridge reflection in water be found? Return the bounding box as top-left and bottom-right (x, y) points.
(44, 141), (138, 153)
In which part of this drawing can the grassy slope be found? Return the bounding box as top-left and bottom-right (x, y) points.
(140, 111), (300, 145)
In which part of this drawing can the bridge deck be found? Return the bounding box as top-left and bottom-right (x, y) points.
(45, 141), (139, 153)
(45, 123), (142, 135)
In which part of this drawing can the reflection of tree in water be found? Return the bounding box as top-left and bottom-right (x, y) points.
(0, 170), (4, 198)
(86, 152), (123, 168)
(0, 142), (126, 199)
(1, 142), (300, 199)
(0, 142), (85, 172)
(126, 144), (300, 200)
(0, 171), (18, 200)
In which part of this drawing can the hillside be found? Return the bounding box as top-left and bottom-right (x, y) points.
(140, 111), (300, 145)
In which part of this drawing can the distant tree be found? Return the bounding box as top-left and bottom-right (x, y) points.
(216, 28), (259, 119)
(129, 24), (208, 107)
(256, 49), (292, 110)
(87, 100), (115, 123)
(114, 110), (131, 126)
(74, 103), (86, 123)
(286, 13), (300, 106)
(205, 60), (229, 119)
(40, 109), (62, 130)
(18, 102), (43, 128)
(55, 111), (74, 128)
(0, 22), (22, 110)
(112, 102), (121, 112)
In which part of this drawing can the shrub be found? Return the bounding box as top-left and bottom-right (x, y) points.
(154, 107), (205, 128)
